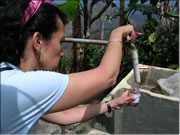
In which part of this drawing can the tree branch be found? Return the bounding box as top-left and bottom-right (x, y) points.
(90, 0), (113, 26)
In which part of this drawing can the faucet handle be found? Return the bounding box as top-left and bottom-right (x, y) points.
(127, 31), (143, 43)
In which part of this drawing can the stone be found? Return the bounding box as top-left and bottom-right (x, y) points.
(30, 119), (62, 134)
(87, 128), (110, 135)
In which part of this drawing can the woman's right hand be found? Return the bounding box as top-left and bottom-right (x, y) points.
(109, 24), (135, 42)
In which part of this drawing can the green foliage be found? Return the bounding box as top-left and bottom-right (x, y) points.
(59, 55), (73, 73)
(129, 0), (139, 6)
(168, 64), (179, 70)
(58, 0), (178, 76)
(134, 18), (179, 69)
(151, 23), (178, 68)
(143, 18), (158, 33)
(148, 32), (156, 43)
(58, 0), (79, 21)
(163, 11), (179, 19)
(83, 45), (105, 69)
(119, 0), (179, 75)
(118, 6), (178, 81)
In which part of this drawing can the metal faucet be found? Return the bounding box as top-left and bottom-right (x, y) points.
(130, 42), (141, 84)
(126, 32), (142, 105)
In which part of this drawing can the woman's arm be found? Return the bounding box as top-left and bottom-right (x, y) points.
(43, 103), (108, 125)
(44, 90), (134, 125)
(48, 25), (134, 113)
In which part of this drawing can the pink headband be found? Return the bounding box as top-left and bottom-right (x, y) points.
(21, 0), (52, 25)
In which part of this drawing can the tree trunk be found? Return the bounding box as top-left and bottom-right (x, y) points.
(119, 0), (125, 25)
(100, 17), (105, 40)
(83, 0), (91, 38)
(176, 0), (179, 13)
(72, 2), (82, 72)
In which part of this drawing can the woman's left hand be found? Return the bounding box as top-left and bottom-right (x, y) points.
(109, 90), (135, 110)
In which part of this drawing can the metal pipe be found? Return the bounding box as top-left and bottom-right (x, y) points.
(131, 43), (141, 84)
(63, 37), (108, 45)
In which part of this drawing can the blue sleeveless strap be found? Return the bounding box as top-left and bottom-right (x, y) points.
(0, 62), (14, 72)
(0, 66), (13, 72)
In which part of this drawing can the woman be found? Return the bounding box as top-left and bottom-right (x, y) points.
(0, 0), (136, 133)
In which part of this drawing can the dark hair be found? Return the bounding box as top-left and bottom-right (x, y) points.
(0, 0), (66, 66)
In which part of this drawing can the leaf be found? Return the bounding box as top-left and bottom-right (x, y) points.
(148, 32), (156, 43)
(150, 0), (158, 6)
(58, 0), (79, 21)
(164, 11), (179, 19)
(140, 0), (148, 4)
(168, 64), (179, 70)
(129, 0), (139, 7)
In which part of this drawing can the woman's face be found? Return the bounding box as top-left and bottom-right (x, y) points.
(40, 18), (65, 70)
